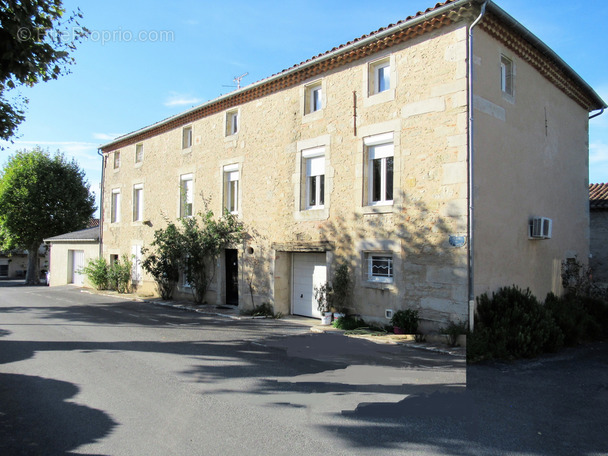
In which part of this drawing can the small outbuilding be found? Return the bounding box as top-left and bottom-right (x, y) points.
(44, 226), (100, 287)
(590, 183), (608, 286)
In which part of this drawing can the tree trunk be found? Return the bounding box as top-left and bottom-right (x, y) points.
(25, 242), (41, 285)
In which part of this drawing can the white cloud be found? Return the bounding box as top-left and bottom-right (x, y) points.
(93, 132), (122, 141)
(164, 92), (203, 107)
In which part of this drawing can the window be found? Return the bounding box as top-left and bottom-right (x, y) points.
(113, 151), (121, 169)
(367, 253), (393, 283)
(365, 133), (394, 205)
(182, 125), (193, 149)
(135, 144), (144, 163)
(180, 174), (193, 218)
(132, 184), (143, 222)
(369, 58), (390, 95)
(226, 110), (238, 136)
(500, 55), (513, 96)
(303, 147), (325, 209)
(304, 82), (322, 114)
(223, 165), (239, 214)
(111, 189), (121, 223)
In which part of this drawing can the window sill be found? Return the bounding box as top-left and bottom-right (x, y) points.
(302, 109), (324, 124)
(294, 207), (329, 222)
(364, 88), (395, 107)
(363, 280), (395, 291)
(360, 204), (394, 215)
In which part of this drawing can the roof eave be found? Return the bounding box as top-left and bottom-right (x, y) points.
(99, 0), (472, 151)
(485, 1), (607, 111)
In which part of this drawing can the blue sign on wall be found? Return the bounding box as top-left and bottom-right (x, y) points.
(449, 235), (466, 248)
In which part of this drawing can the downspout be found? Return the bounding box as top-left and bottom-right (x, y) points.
(467, 1), (488, 332)
(97, 148), (105, 259)
(589, 108), (604, 120)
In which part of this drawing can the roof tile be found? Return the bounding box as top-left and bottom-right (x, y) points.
(590, 183), (608, 210)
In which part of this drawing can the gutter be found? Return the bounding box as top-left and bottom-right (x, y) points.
(467, 1), (488, 333)
(99, 0), (473, 151)
(97, 148), (104, 259)
(590, 108), (605, 120)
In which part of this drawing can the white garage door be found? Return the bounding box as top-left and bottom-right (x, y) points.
(292, 253), (327, 318)
(70, 250), (85, 286)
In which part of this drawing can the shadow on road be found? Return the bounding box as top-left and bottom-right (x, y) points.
(6, 287), (606, 455)
(0, 373), (116, 456)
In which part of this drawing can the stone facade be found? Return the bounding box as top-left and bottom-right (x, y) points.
(99, 1), (605, 329)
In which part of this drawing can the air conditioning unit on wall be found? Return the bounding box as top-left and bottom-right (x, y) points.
(529, 217), (552, 239)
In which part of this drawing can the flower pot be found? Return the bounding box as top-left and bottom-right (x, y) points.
(333, 312), (345, 321)
(321, 312), (332, 326)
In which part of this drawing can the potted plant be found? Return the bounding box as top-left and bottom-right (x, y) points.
(314, 281), (334, 325)
(391, 309), (419, 334)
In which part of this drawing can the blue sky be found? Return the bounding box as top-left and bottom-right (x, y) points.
(2, 0), (607, 214)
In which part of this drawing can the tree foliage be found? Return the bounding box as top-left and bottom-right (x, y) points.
(0, 147), (96, 283)
(141, 223), (182, 300)
(141, 209), (244, 304)
(0, 0), (89, 141)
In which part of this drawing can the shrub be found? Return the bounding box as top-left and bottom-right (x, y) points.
(141, 223), (182, 300)
(467, 286), (563, 362)
(544, 292), (595, 346)
(314, 281), (333, 313)
(108, 254), (132, 294)
(81, 257), (110, 290)
(332, 315), (365, 330)
(440, 320), (468, 347)
(331, 263), (352, 314)
(390, 309), (419, 333)
(240, 302), (281, 318)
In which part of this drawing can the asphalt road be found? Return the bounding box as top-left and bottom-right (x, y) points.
(1, 283), (606, 455)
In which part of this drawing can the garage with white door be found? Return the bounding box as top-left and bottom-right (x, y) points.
(292, 252), (327, 318)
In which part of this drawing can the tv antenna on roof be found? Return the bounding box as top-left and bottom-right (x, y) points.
(222, 72), (249, 90)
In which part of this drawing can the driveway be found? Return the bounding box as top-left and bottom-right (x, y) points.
(1, 284), (465, 456)
(2, 283), (605, 455)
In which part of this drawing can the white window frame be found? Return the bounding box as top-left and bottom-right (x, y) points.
(135, 143), (144, 163)
(132, 184), (144, 222)
(113, 151), (121, 169)
(226, 110), (239, 136)
(364, 133), (394, 206)
(369, 58), (390, 95)
(302, 147), (325, 210)
(366, 253), (394, 284)
(182, 125), (193, 149)
(500, 54), (514, 97)
(305, 82), (322, 115)
(223, 164), (240, 214)
(110, 189), (121, 223)
(180, 174), (193, 218)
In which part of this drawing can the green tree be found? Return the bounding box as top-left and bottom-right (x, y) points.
(142, 209), (244, 304)
(0, 148), (95, 284)
(0, 0), (88, 141)
(180, 209), (243, 304)
(141, 222), (182, 300)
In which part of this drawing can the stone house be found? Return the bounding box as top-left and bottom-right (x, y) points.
(99, 0), (605, 329)
(590, 183), (608, 286)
